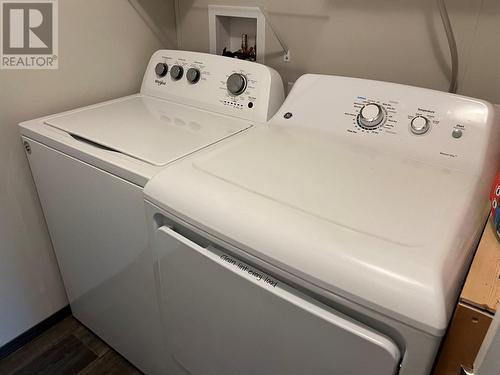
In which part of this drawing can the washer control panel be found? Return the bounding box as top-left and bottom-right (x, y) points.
(141, 50), (284, 123)
(273, 74), (499, 172)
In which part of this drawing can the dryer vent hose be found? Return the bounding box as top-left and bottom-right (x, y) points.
(437, 0), (459, 93)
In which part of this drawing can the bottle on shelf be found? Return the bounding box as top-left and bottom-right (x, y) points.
(221, 34), (256, 62)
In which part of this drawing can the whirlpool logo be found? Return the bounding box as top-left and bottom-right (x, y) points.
(1, 0), (58, 69)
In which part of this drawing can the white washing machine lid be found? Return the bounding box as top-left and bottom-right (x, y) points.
(44, 95), (252, 166)
(144, 125), (486, 336)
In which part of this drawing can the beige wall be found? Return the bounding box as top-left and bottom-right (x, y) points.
(0, 0), (174, 346)
(175, 0), (500, 104)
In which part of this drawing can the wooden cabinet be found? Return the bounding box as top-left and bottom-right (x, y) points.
(433, 221), (500, 375)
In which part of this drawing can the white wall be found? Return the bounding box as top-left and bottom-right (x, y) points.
(0, 0), (175, 347)
(174, 0), (500, 104)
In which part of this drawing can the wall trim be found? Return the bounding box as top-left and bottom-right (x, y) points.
(0, 305), (71, 360)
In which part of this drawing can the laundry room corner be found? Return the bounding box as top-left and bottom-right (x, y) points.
(0, 0), (175, 349)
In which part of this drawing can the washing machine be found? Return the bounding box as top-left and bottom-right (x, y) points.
(20, 49), (283, 374)
(144, 74), (500, 375)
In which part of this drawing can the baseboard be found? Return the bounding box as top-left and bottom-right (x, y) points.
(0, 305), (72, 360)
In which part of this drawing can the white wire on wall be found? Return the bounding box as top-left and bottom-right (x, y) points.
(437, 0), (459, 93)
(128, 0), (169, 47)
(259, 7), (289, 57)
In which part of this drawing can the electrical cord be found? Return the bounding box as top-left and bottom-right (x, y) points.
(437, 0), (459, 93)
(259, 7), (289, 58)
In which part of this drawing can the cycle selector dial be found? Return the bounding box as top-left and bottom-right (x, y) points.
(186, 68), (200, 84)
(170, 65), (184, 80)
(410, 116), (430, 135)
(227, 73), (247, 95)
(155, 62), (168, 77)
(358, 103), (386, 129)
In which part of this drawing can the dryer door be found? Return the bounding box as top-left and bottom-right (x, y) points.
(153, 224), (401, 375)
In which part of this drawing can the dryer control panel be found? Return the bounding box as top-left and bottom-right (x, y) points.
(272, 74), (500, 173)
(141, 50), (284, 123)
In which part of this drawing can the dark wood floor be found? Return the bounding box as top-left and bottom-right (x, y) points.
(0, 317), (142, 375)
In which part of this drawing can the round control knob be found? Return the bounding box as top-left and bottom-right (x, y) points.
(186, 68), (200, 84)
(155, 62), (168, 77)
(227, 73), (247, 95)
(358, 103), (385, 129)
(170, 65), (184, 80)
(410, 116), (430, 135)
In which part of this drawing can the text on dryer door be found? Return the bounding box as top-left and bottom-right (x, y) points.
(220, 254), (279, 288)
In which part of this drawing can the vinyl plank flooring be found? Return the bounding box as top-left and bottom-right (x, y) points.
(12, 335), (96, 375)
(0, 317), (80, 374)
(0, 317), (141, 375)
(78, 350), (142, 375)
(72, 326), (109, 358)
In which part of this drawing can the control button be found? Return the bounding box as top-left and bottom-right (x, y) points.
(186, 68), (200, 84)
(452, 128), (463, 138)
(155, 62), (168, 77)
(410, 116), (430, 135)
(247, 102), (254, 109)
(358, 103), (385, 129)
(170, 65), (184, 80)
(227, 73), (247, 95)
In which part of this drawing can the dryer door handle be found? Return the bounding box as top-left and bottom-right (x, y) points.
(156, 224), (208, 254)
